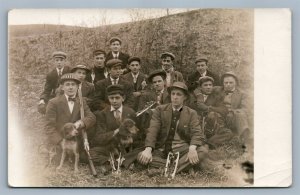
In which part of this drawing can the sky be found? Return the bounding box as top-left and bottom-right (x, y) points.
(8, 8), (196, 27)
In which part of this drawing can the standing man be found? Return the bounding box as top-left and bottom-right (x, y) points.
(45, 73), (96, 160)
(221, 72), (250, 142)
(92, 59), (135, 111)
(86, 49), (109, 84)
(187, 56), (220, 92)
(160, 52), (184, 87)
(122, 57), (147, 111)
(105, 37), (130, 74)
(135, 82), (208, 173)
(38, 51), (71, 114)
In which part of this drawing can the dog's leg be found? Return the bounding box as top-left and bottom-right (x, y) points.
(56, 149), (66, 170)
(74, 152), (79, 173)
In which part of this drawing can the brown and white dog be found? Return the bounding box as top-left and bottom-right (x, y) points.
(56, 123), (80, 173)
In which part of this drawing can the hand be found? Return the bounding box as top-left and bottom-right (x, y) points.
(133, 92), (141, 97)
(84, 139), (90, 151)
(113, 128), (119, 137)
(39, 99), (45, 105)
(138, 147), (152, 165)
(141, 80), (147, 89)
(74, 120), (84, 129)
(186, 145), (199, 165)
(196, 102), (209, 111)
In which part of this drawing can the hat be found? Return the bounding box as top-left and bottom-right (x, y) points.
(93, 49), (106, 57)
(109, 37), (122, 45)
(197, 76), (215, 86)
(221, 71), (239, 85)
(128, 57), (141, 64)
(147, 69), (167, 83)
(106, 84), (124, 96)
(195, 56), (208, 63)
(60, 73), (81, 84)
(106, 59), (123, 69)
(160, 52), (175, 61)
(52, 51), (67, 59)
(71, 64), (91, 74)
(167, 82), (189, 95)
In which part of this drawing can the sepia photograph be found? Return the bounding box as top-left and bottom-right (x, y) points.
(8, 8), (255, 187)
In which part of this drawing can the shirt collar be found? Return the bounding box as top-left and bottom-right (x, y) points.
(110, 77), (119, 81)
(110, 105), (123, 112)
(112, 52), (119, 58)
(56, 67), (64, 73)
(64, 94), (76, 100)
(201, 70), (207, 76)
(172, 105), (183, 112)
(131, 72), (139, 78)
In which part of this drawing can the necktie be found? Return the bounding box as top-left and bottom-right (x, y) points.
(68, 97), (76, 102)
(58, 69), (62, 77)
(113, 79), (117, 85)
(114, 110), (121, 122)
(133, 75), (137, 83)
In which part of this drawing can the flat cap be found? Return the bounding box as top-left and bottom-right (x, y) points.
(147, 69), (167, 83)
(93, 49), (106, 56)
(60, 73), (81, 84)
(197, 76), (215, 86)
(71, 64), (91, 74)
(128, 57), (141, 64)
(167, 82), (189, 95)
(106, 84), (124, 96)
(195, 56), (208, 63)
(52, 51), (67, 59)
(106, 59), (123, 69)
(109, 37), (122, 44)
(221, 71), (239, 85)
(160, 52), (175, 60)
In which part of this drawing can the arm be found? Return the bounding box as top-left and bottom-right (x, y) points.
(40, 74), (54, 102)
(44, 99), (61, 145)
(189, 110), (205, 146)
(93, 111), (116, 145)
(144, 107), (162, 149)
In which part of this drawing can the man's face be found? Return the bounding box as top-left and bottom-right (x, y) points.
(54, 57), (66, 69)
(109, 65), (122, 79)
(110, 41), (121, 53)
(161, 56), (173, 73)
(94, 54), (106, 68)
(171, 89), (186, 108)
(196, 61), (208, 74)
(108, 94), (124, 109)
(62, 80), (78, 97)
(200, 81), (214, 95)
(128, 61), (141, 74)
(73, 69), (87, 82)
(152, 75), (165, 92)
(223, 76), (236, 92)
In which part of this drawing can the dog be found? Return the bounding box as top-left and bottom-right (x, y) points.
(56, 123), (80, 173)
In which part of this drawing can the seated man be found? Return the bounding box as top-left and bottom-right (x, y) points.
(89, 85), (138, 172)
(125, 82), (208, 174)
(45, 73), (96, 161)
(189, 76), (233, 148)
(86, 49), (109, 84)
(220, 72), (251, 143)
(92, 59), (135, 111)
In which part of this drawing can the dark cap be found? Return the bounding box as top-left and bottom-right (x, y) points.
(195, 56), (208, 64)
(128, 57), (141, 64)
(160, 52), (175, 61)
(106, 84), (124, 96)
(71, 64), (91, 74)
(60, 73), (81, 85)
(221, 71), (239, 85)
(197, 76), (214, 86)
(106, 59), (123, 69)
(52, 51), (67, 59)
(93, 49), (106, 57)
(167, 82), (189, 95)
(109, 37), (122, 45)
(147, 69), (167, 83)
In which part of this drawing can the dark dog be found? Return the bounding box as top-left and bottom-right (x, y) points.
(56, 123), (80, 173)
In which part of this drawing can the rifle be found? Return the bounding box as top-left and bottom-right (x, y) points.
(78, 86), (97, 177)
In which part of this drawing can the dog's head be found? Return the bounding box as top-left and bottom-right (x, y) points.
(117, 118), (139, 146)
(62, 123), (78, 140)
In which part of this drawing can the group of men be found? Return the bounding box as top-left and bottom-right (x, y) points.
(39, 36), (251, 175)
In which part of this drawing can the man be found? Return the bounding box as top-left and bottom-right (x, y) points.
(89, 85), (137, 172)
(121, 57), (147, 111)
(160, 52), (184, 87)
(189, 76), (232, 148)
(71, 64), (95, 109)
(86, 49), (109, 84)
(45, 73), (96, 160)
(132, 82), (208, 174)
(105, 37), (130, 74)
(221, 72), (250, 142)
(187, 56), (220, 92)
(92, 59), (135, 111)
(38, 51), (71, 114)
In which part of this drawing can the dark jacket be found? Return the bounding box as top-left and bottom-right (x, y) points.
(40, 66), (71, 102)
(145, 104), (205, 149)
(105, 51), (130, 70)
(86, 67), (108, 84)
(187, 70), (220, 92)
